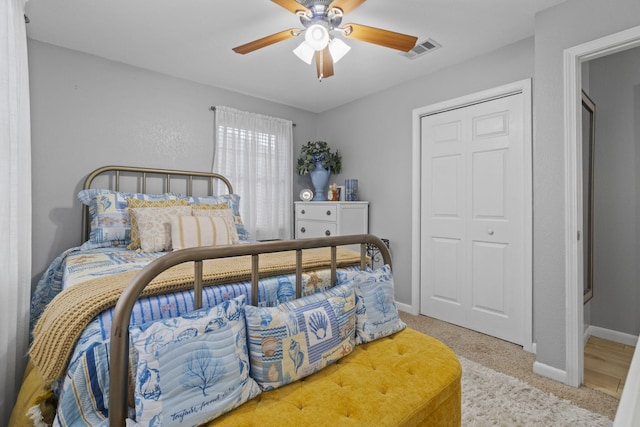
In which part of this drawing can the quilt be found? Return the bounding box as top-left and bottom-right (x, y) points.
(28, 246), (362, 426)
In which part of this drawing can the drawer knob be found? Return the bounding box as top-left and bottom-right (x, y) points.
(301, 209), (306, 214)
(300, 227), (306, 233)
(325, 230), (331, 236)
(326, 210), (331, 216)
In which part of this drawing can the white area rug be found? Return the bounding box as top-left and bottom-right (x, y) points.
(461, 357), (613, 426)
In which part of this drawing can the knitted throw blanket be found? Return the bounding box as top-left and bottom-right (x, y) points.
(30, 248), (362, 384)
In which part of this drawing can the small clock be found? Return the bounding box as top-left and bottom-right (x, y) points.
(299, 188), (314, 201)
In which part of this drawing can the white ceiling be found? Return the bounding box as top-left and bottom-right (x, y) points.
(24, 0), (567, 113)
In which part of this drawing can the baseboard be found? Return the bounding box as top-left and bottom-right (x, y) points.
(533, 360), (567, 384)
(395, 301), (418, 315)
(585, 325), (638, 347)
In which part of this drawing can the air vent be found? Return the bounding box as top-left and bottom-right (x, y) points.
(401, 38), (441, 60)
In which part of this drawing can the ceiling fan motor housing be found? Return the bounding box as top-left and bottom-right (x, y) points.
(298, 1), (343, 31)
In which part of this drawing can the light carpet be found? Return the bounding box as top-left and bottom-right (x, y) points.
(461, 356), (612, 426)
(400, 312), (619, 420)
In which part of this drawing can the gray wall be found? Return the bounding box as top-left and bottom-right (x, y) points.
(589, 46), (640, 336)
(28, 40), (319, 285)
(314, 37), (535, 305)
(533, 0), (640, 369)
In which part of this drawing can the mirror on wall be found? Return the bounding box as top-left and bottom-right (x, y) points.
(582, 90), (596, 304)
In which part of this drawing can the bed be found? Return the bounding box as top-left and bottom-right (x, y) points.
(10, 165), (461, 427)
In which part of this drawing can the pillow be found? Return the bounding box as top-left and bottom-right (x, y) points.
(244, 282), (356, 390)
(192, 208), (235, 221)
(186, 194), (250, 241)
(129, 206), (192, 252)
(171, 215), (240, 250)
(77, 189), (179, 248)
(338, 264), (406, 344)
(191, 202), (228, 210)
(126, 198), (190, 250)
(129, 296), (261, 427)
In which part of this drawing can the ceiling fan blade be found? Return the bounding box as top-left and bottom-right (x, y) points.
(271, 0), (307, 14)
(232, 29), (300, 55)
(315, 47), (334, 80)
(329, 0), (366, 15)
(343, 23), (417, 52)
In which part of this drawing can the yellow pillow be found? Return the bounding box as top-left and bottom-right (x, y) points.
(190, 202), (229, 210)
(126, 198), (189, 250)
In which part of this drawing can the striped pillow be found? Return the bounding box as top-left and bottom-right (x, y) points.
(171, 215), (239, 250)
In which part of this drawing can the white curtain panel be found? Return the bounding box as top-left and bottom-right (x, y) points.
(0, 0), (32, 424)
(214, 106), (293, 240)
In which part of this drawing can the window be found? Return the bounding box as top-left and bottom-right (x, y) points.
(213, 106), (293, 240)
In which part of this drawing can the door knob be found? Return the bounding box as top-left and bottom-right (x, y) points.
(325, 230), (331, 236)
(300, 227), (306, 233)
(488, 228), (494, 235)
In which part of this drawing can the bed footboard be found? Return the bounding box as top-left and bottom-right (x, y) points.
(108, 234), (391, 426)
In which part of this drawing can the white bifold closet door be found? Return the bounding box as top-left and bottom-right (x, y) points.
(420, 93), (526, 346)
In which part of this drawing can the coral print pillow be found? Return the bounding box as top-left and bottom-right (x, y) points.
(129, 296), (261, 427)
(244, 283), (356, 390)
(337, 264), (406, 344)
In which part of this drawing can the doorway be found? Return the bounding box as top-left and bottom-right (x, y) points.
(563, 25), (640, 387)
(412, 80), (533, 351)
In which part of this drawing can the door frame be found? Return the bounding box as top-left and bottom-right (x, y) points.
(563, 25), (640, 387)
(411, 79), (533, 352)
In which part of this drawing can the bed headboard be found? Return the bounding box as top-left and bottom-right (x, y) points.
(81, 165), (234, 243)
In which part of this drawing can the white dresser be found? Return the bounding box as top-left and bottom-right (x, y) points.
(294, 201), (369, 239)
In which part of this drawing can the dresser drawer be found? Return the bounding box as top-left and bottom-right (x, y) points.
(296, 220), (337, 238)
(295, 204), (337, 221)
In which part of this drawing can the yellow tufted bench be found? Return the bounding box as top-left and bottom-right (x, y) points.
(10, 323), (461, 427)
(210, 327), (462, 426)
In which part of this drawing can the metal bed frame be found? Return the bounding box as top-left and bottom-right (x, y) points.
(109, 234), (391, 426)
(78, 166), (392, 426)
(81, 165), (233, 243)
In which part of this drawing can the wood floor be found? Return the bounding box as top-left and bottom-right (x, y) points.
(584, 335), (635, 399)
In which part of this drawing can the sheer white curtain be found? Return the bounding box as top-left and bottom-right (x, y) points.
(0, 0), (32, 424)
(213, 106), (293, 240)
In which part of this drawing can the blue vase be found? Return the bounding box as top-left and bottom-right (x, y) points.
(309, 162), (330, 201)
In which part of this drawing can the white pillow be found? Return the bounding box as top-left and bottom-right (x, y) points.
(171, 215), (239, 250)
(129, 206), (193, 252)
(192, 207), (235, 219)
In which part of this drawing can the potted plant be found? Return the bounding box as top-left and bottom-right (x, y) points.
(296, 141), (342, 201)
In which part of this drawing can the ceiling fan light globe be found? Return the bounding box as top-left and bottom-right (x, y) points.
(328, 38), (350, 63)
(305, 24), (330, 50)
(293, 41), (315, 64)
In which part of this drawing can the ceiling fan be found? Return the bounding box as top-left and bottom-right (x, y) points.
(232, 0), (418, 80)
